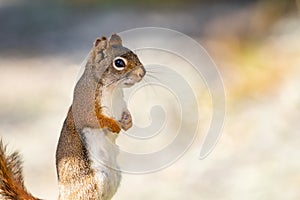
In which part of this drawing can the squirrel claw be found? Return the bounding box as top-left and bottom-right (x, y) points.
(119, 110), (132, 131)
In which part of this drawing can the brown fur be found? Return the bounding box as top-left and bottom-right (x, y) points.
(56, 107), (101, 199)
(94, 81), (121, 133)
(0, 141), (39, 200)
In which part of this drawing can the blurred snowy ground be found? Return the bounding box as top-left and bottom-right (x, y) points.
(0, 1), (299, 200)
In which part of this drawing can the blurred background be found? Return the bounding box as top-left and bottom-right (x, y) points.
(0, 0), (300, 199)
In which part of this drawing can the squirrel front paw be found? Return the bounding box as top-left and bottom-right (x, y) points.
(119, 109), (132, 131)
(96, 114), (121, 133)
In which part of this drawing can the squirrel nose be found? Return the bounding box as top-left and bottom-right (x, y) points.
(138, 66), (146, 78)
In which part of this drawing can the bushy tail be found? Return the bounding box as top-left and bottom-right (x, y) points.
(0, 140), (39, 200)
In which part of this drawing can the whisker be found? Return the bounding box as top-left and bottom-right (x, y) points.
(145, 70), (159, 75)
(146, 66), (162, 70)
(145, 67), (168, 74)
(146, 74), (162, 83)
(142, 77), (159, 98)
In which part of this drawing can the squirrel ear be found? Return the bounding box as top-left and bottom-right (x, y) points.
(109, 34), (122, 47)
(94, 36), (107, 49)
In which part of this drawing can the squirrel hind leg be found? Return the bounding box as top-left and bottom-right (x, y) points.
(0, 140), (39, 200)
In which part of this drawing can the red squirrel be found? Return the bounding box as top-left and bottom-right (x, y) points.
(0, 34), (146, 200)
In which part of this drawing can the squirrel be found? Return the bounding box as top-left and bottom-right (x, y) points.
(0, 34), (146, 200)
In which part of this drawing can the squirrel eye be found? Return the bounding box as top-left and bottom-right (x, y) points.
(113, 57), (127, 70)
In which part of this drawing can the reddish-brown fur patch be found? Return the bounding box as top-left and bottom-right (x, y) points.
(94, 81), (121, 133)
(0, 142), (39, 200)
(95, 112), (121, 133)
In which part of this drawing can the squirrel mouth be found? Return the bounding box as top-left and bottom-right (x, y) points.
(118, 78), (136, 87)
(124, 82), (135, 86)
(123, 79), (136, 87)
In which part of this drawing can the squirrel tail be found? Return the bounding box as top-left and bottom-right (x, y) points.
(0, 140), (38, 200)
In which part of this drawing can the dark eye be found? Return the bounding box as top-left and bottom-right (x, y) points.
(113, 57), (127, 70)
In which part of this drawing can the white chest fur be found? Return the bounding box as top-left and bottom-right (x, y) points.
(100, 86), (126, 120)
(82, 127), (121, 200)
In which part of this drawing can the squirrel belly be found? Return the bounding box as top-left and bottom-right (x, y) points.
(81, 127), (121, 200)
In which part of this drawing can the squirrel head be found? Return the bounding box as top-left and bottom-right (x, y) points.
(88, 34), (146, 87)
